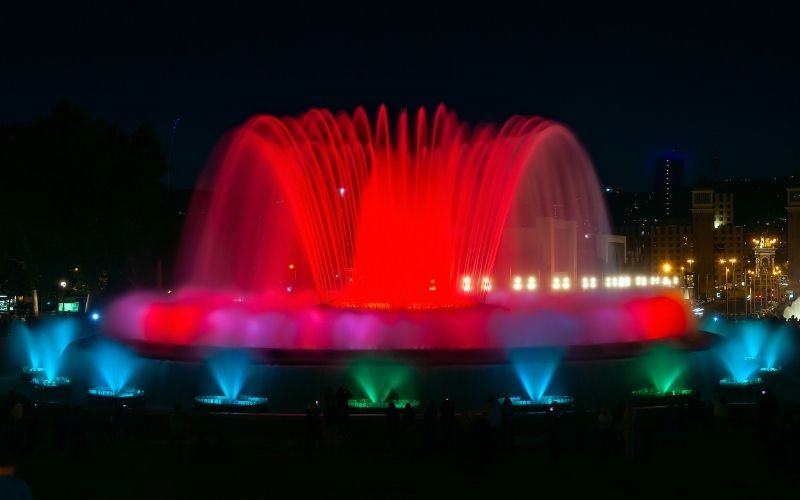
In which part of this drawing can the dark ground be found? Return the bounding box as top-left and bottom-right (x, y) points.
(2, 397), (799, 499)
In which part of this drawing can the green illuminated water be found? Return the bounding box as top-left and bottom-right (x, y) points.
(639, 345), (688, 393)
(349, 358), (414, 403)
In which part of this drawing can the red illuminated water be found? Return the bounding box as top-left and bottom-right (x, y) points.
(106, 105), (692, 355)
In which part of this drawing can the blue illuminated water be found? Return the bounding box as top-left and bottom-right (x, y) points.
(509, 348), (562, 401)
(91, 340), (140, 393)
(11, 318), (80, 380)
(208, 350), (252, 400)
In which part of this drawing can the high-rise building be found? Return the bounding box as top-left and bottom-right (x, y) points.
(713, 193), (734, 228)
(786, 188), (800, 292)
(653, 155), (687, 220)
(691, 189), (716, 298)
(649, 224), (691, 273)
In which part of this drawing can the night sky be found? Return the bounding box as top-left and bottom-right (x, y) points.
(2, 2), (797, 190)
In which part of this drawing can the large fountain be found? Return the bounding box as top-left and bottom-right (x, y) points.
(106, 105), (691, 362)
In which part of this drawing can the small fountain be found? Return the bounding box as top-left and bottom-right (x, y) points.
(195, 350), (269, 412)
(347, 358), (418, 413)
(631, 345), (693, 405)
(506, 348), (572, 411)
(711, 319), (796, 401)
(86, 340), (145, 406)
(10, 319), (79, 388)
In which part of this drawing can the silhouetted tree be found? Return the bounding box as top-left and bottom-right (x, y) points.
(0, 102), (171, 306)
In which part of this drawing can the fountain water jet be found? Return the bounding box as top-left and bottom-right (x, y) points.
(86, 340), (145, 403)
(105, 106), (693, 360)
(195, 349), (269, 411)
(10, 319), (79, 382)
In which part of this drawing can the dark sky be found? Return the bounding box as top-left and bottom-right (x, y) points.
(2, 2), (798, 190)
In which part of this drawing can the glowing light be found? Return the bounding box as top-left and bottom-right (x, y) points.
(662, 263), (672, 274)
(551, 275), (572, 291)
(338, 186), (346, 197)
(462, 276), (472, 293)
(482, 277), (492, 292)
(526, 276), (537, 291)
(59, 280), (67, 289)
(90, 312), (100, 321)
(512, 276), (523, 291)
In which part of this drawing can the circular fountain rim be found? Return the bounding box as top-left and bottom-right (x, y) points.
(718, 376), (764, 387)
(87, 387), (146, 399)
(194, 394), (270, 412)
(347, 398), (421, 412)
(631, 387), (695, 398)
(30, 376), (71, 388)
(499, 395), (574, 411)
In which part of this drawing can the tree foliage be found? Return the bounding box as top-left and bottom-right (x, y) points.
(0, 102), (170, 300)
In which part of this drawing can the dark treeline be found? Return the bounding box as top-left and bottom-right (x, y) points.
(0, 102), (181, 305)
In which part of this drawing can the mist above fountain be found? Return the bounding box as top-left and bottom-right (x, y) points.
(106, 105), (691, 357)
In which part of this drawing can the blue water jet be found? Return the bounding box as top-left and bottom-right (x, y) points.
(509, 348), (563, 401)
(10, 318), (80, 380)
(763, 325), (793, 369)
(711, 320), (794, 380)
(91, 340), (141, 394)
(718, 338), (760, 382)
(208, 350), (252, 400)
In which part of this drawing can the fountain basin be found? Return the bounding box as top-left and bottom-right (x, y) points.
(347, 398), (421, 413)
(499, 395), (574, 412)
(718, 377), (764, 403)
(21, 366), (45, 382)
(631, 387), (694, 406)
(30, 376), (72, 400)
(194, 395), (269, 412)
(87, 387), (146, 406)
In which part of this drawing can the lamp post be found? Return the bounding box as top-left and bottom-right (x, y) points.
(725, 267), (730, 318)
(59, 280), (67, 314)
(730, 258), (738, 319)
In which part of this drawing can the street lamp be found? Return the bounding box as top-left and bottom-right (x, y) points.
(725, 267), (730, 318)
(662, 262), (672, 275)
(729, 258), (737, 318)
(58, 280), (68, 314)
(686, 259), (694, 273)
